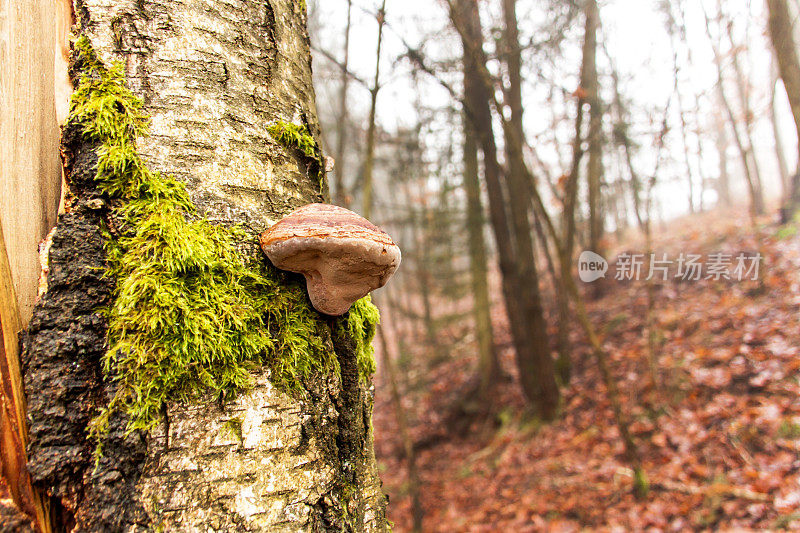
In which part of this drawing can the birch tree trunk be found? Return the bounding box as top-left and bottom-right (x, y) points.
(21, 1), (388, 531)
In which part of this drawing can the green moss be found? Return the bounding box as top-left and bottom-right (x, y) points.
(68, 36), (378, 447)
(336, 295), (379, 384)
(774, 512), (800, 529)
(778, 419), (800, 439)
(267, 120), (317, 159)
(267, 120), (323, 185)
(222, 417), (244, 443)
(775, 223), (797, 240)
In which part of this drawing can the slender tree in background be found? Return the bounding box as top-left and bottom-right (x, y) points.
(361, 0), (388, 218)
(607, 61), (646, 229)
(448, 0), (648, 495)
(703, 4), (764, 219)
(457, 1), (532, 410)
(766, 0), (800, 212)
(583, 0), (605, 258)
(674, 1), (712, 213)
(714, 105), (733, 207)
(556, 0), (599, 382)
(670, 43), (698, 214)
(376, 307), (423, 532)
(333, 0), (353, 207)
(500, 0), (560, 418)
(663, 0), (699, 214)
(408, 178), (441, 356)
(725, 11), (766, 210)
(770, 61), (791, 198)
(463, 115), (499, 399)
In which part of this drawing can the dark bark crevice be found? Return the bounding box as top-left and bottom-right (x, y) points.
(21, 119), (149, 532)
(329, 316), (368, 531)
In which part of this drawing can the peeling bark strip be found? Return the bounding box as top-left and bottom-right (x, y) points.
(22, 0), (387, 530)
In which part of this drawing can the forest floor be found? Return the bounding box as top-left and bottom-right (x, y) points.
(373, 207), (800, 531)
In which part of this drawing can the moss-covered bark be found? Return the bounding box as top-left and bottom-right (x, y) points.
(21, 0), (388, 530)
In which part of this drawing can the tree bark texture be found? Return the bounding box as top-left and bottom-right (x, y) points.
(21, 1), (388, 531)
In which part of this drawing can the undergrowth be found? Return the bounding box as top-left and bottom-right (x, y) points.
(68, 36), (378, 448)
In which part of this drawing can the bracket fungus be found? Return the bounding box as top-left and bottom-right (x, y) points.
(259, 203), (401, 315)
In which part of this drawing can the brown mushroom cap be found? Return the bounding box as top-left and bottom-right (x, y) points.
(259, 203), (401, 315)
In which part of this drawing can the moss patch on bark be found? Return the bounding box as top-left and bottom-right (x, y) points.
(267, 120), (324, 185)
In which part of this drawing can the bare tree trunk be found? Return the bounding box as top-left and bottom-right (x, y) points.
(771, 63), (791, 198)
(410, 194), (440, 355)
(20, 1), (389, 530)
(454, 0), (559, 420)
(361, 0), (387, 219)
(671, 0), (711, 213)
(716, 79), (764, 218)
(333, 0), (353, 208)
(767, 0), (800, 208)
(727, 22), (766, 210)
(691, 96), (710, 212)
(675, 84), (697, 214)
(532, 203), (571, 385)
(463, 115), (499, 398)
(714, 108), (733, 207)
(558, 0), (599, 383)
(607, 62), (646, 230)
(500, 0), (560, 419)
(663, 2), (697, 214)
(703, 6), (764, 218)
(583, 0), (604, 257)
(564, 92), (585, 261)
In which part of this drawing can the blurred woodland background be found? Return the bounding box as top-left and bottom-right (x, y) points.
(308, 0), (800, 530)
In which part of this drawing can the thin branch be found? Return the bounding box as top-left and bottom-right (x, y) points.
(311, 45), (370, 88)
